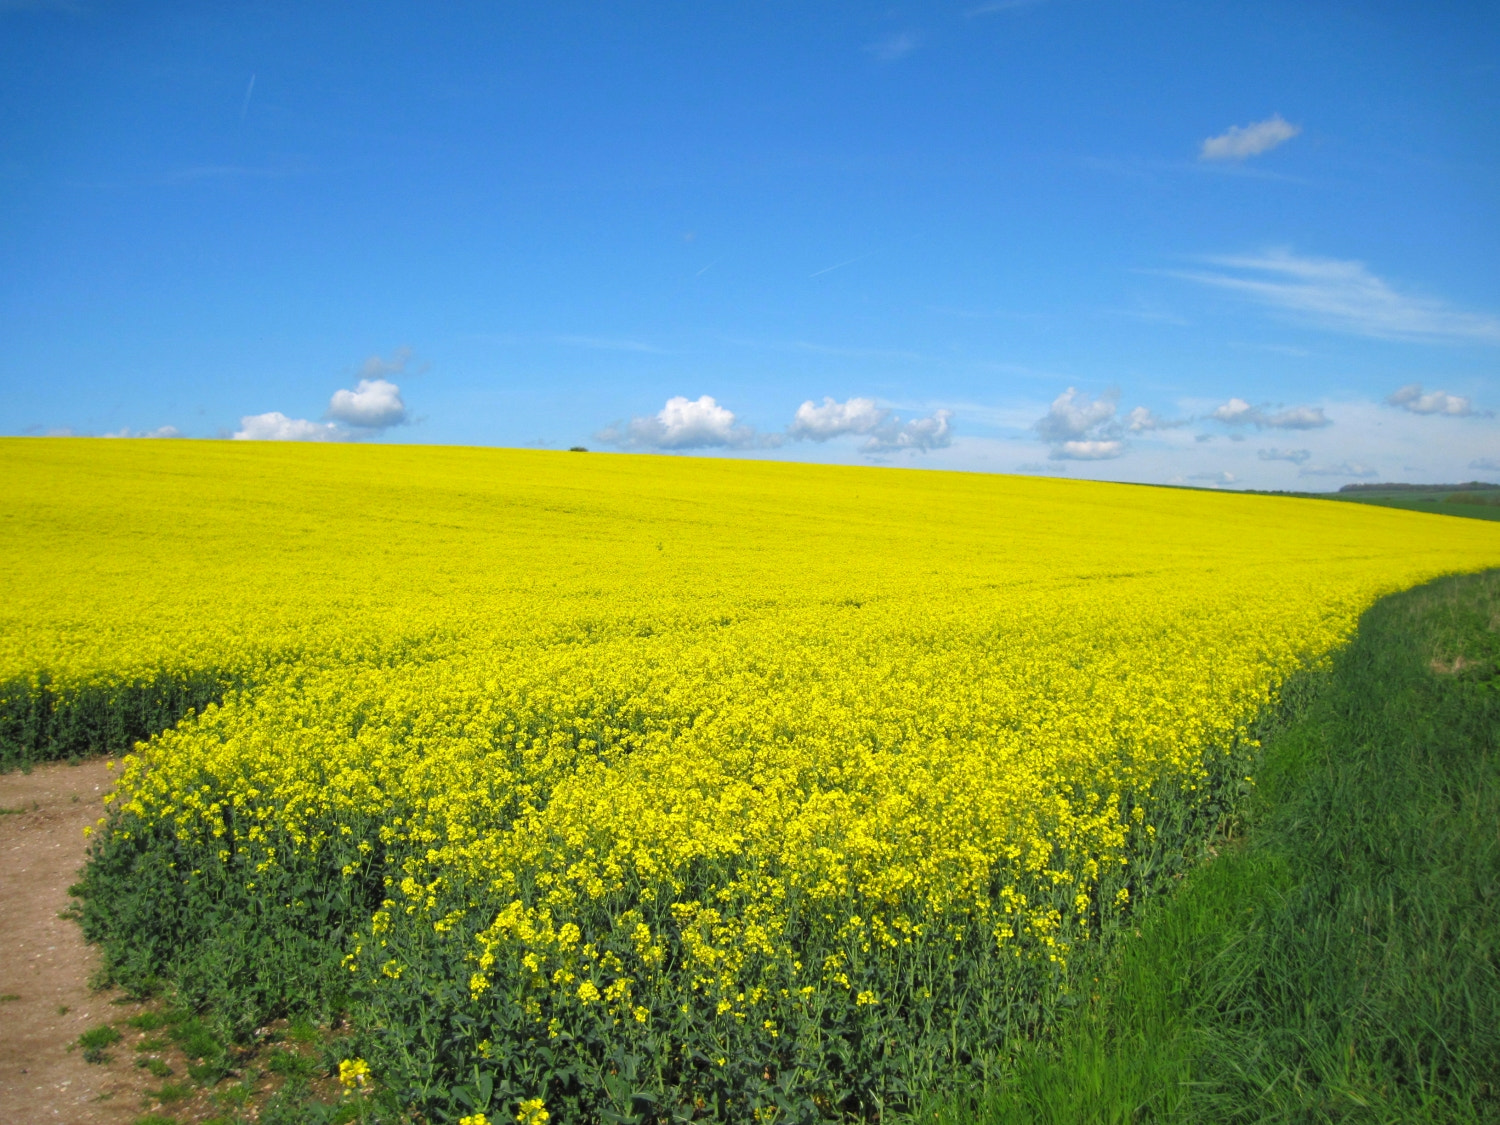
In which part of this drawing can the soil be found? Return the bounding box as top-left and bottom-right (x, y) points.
(1, 759), (351, 1124)
(0, 759), (174, 1122)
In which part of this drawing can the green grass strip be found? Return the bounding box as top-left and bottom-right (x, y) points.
(932, 569), (1500, 1124)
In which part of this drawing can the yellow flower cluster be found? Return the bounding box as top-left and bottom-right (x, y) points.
(339, 1057), (371, 1092)
(4, 439), (1498, 1052)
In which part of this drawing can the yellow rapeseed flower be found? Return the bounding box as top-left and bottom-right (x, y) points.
(338, 1057), (370, 1091)
(4, 440), (1497, 1073)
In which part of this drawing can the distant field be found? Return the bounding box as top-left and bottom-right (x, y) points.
(1327, 486), (1500, 523)
(4, 439), (1500, 1123)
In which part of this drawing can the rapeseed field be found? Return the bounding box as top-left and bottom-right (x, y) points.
(4, 438), (1499, 1122)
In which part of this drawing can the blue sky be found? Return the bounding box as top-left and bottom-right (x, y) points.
(3, 1), (1497, 488)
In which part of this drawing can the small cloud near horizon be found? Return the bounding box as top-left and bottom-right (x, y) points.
(1386, 383), (1488, 417)
(598, 395), (769, 451)
(1035, 386), (1123, 459)
(327, 378), (408, 428)
(788, 396), (952, 454)
(1299, 461), (1379, 479)
(788, 397), (887, 442)
(1257, 447), (1312, 465)
(234, 352), (413, 441)
(1126, 406), (1187, 432)
(1054, 439), (1124, 460)
(20, 424), (179, 438)
(234, 413), (350, 442)
(863, 410), (952, 454)
(1210, 397), (1330, 430)
(103, 425), (182, 439)
(1034, 387), (1174, 460)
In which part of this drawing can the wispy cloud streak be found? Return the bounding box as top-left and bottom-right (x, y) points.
(863, 32), (918, 61)
(1166, 250), (1500, 344)
(809, 251), (879, 279)
(552, 335), (667, 354)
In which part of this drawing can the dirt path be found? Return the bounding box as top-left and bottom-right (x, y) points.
(0, 759), (161, 1123)
(1, 760), (364, 1124)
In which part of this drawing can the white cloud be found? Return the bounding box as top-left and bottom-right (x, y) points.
(1167, 250), (1500, 344)
(1053, 439), (1124, 460)
(327, 378), (408, 428)
(601, 395), (764, 450)
(1385, 383), (1485, 417)
(1200, 115), (1301, 161)
(1036, 387), (1119, 443)
(236, 357), (414, 442)
(1266, 405), (1330, 429)
(1126, 406), (1185, 432)
(922, 396), (1497, 491)
(1034, 387), (1140, 459)
(1210, 397), (1330, 430)
(1257, 447), (1311, 465)
(788, 397), (888, 441)
(1210, 397), (1256, 426)
(864, 32), (918, 61)
(102, 425), (181, 439)
(863, 409), (953, 453)
(787, 396), (952, 454)
(1188, 470), (1237, 485)
(358, 346), (414, 379)
(1299, 461), (1379, 479)
(233, 412), (350, 442)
